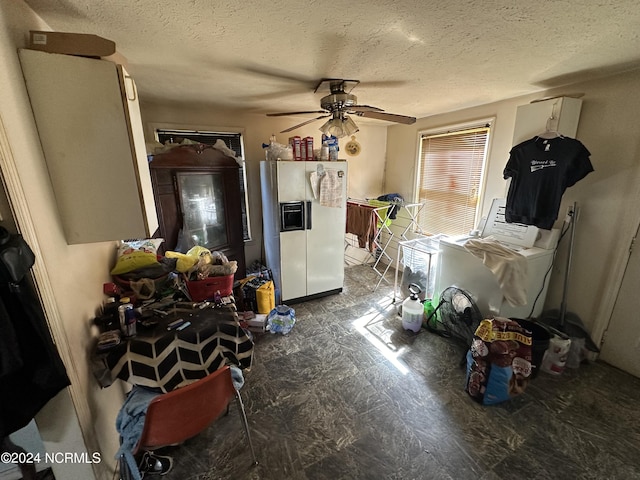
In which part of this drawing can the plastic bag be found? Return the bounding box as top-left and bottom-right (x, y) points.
(129, 278), (157, 300)
(566, 337), (585, 369)
(266, 305), (296, 335)
(265, 141), (293, 161)
(540, 335), (571, 375)
(175, 228), (196, 253)
(465, 317), (533, 405)
(257, 281), (275, 314)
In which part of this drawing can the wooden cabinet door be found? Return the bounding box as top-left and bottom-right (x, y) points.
(150, 168), (180, 250)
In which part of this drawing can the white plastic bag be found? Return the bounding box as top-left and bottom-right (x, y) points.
(540, 335), (571, 375)
(265, 142), (293, 161)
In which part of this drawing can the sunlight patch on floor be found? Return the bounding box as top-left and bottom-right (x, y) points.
(352, 308), (409, 375)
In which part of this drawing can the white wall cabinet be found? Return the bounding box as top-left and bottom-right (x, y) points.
(512, 96), (583, 145)
(18, 49), (158, 244)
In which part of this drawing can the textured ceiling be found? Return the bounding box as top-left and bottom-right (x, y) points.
(23, 0), (640, 124)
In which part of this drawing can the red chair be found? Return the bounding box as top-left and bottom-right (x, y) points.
(124, 366), (258, 477)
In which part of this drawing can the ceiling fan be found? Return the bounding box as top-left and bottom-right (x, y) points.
(266, 78), (416, 138)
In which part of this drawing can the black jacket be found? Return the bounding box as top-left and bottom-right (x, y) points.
(0, 228), (70, 438)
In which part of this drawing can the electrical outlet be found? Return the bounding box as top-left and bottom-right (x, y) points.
(566, 205), (575, 217)
(564, 205), (574, 223)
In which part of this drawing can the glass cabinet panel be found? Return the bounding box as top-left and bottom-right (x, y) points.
(177, 172), (227, 249)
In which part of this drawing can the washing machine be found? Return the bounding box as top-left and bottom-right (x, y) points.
(434, 199), (559, 319)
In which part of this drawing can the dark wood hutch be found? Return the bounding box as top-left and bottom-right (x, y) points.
(149, 144), (246, 279)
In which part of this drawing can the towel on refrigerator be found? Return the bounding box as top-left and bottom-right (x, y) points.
(463, 238), (528, 306)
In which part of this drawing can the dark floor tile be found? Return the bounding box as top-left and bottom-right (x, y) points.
(150, 264), (640, 480)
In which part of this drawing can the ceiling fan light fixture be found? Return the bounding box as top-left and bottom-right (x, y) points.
(319, 118), (333, 135)
(319, 115), (359, 138)
(268, 78), (414, 133)
(344, 116), (359, 135)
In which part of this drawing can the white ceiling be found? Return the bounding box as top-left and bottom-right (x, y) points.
(23, 0), (640, 127)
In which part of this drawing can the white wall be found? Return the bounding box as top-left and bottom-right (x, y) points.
(140, 101), (388, 264)
(0, 3), (128, 479)
(385, 68), (640, 343)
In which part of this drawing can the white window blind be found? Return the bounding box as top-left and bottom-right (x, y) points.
(416, 125), (490, 236)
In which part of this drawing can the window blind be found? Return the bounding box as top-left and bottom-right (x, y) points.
(417, 125), (490, 236)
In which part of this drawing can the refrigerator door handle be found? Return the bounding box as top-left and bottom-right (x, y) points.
(306, 201), (312, 230)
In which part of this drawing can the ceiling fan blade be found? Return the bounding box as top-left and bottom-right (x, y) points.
(348, 105), (385, 113)
(239, 89), (310, 102)
(280, 115), (330, 133)
(267, 110), (328, 117)
(313, 78), (360, 93)
(358, 80), (408, 88)
(314, 79), (407, 93)
(356, 111), (417, 125)
(239, 64), (317, 85)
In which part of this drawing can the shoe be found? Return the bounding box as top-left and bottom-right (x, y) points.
(138, 452), (173, 477)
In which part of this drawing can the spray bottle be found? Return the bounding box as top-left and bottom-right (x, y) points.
(402, 283), (423, 333)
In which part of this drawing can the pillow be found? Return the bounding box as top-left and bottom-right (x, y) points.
(110, 239), (164, 275)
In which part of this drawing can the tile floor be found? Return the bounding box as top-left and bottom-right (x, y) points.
(153, 264), (640, 480)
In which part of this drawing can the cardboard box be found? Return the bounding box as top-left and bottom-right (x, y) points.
(247, 314), (267, 332)
(237, 311), (267, 333)
(29, 31), (116, 57)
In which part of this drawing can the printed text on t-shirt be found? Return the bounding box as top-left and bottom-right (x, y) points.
(530, 159), (557, 172)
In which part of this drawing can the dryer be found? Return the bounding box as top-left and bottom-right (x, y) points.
(434, 199), (558, 319)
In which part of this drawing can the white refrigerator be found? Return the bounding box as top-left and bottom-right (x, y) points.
(260, 160), (348, 303)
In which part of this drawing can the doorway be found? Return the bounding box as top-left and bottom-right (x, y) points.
(598, 222), (640, 378)
(0, 162), (54, 479)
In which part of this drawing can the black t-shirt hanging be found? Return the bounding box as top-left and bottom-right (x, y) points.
(503, 136), (593, 230)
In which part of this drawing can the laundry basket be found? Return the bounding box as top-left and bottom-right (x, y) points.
(400, 235), (442, 301)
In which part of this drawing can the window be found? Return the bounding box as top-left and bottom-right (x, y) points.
(155, 129), (251, 241)
(416, 123), (491, 236)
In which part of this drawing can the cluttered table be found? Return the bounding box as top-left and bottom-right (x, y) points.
(93, 301), (254, 393)
(91, 240), (276, 393)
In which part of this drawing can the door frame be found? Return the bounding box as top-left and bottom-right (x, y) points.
(0, 114), (100, 478)
(591, 166), (640, 351)
(596, 219), (640, 364)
